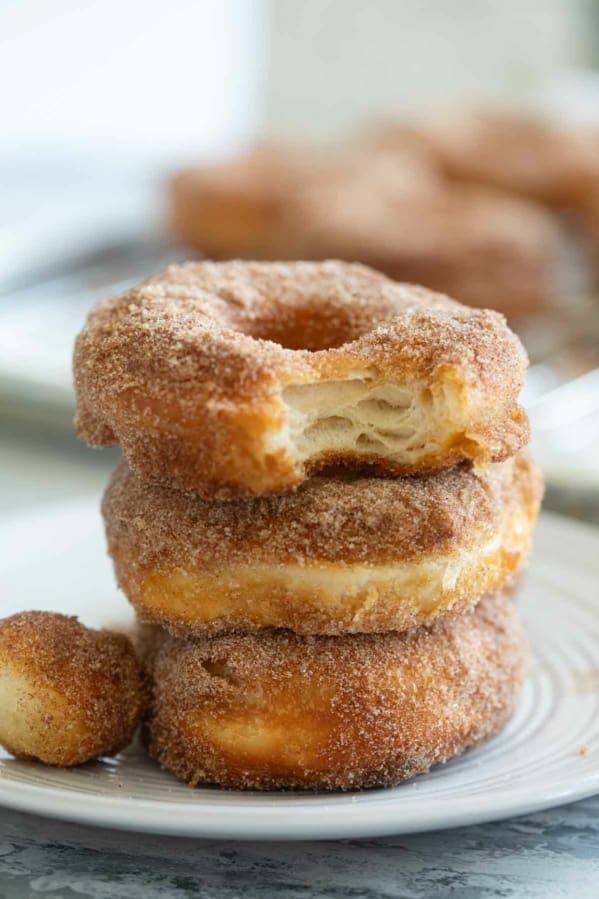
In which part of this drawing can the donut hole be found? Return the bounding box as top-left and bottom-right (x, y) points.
(0, 665), (84, 765)
(239, 304), (377, 352)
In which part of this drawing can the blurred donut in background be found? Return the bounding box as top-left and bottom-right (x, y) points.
(169, 126), (564, 316)
(582, 182), (599, 286)
(168, 108), (599, 318)
(370, 109), (599, 211)
(275, 176), (559, 317)
(169, 141), (440, 260)
(169, 143), (328, 259)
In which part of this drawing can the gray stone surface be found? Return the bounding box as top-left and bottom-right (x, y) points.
(1, 797), (599, 899)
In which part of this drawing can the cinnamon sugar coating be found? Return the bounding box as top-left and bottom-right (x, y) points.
(146, 591), (527, 790)
(0, 612), (148, 766)
(75, 260), (529, 497)
(103, 450), (542, 636)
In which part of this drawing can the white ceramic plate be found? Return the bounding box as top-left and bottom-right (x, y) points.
(0, 500), (598, 841)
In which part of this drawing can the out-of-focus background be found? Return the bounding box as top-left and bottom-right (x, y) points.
(2, 0), (599, 520)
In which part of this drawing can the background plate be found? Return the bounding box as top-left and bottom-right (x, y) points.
(0, 502), (598, 841)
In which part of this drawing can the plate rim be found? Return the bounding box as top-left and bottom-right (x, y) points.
(1, 761), (599, 841)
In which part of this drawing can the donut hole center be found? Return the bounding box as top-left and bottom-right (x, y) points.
(240, 305), (375, 352)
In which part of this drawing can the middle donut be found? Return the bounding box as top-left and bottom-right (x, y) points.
(103, 450), (542, 637)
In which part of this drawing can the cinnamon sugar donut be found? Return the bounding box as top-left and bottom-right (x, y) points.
(376, 110), (599, 209)
(0, 612), (148, 766)
(75, 261), (529, 498)
(169, 144), (325, 258)
(103, 451), (542, 637)
(275, 181), (558, 317)
(583, 185), (599, 286)
(169, 143), (438, 259)
(146, 591), (527, 790)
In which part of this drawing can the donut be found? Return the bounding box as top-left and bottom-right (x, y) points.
(74, 260), (529, 498)
(275, 180), (558, 317)
(102, 450), (542, 637)
(582, 185), (599, 287)
(374, 110), (599, 209)
(169, 143), (325, 258)
(0, 612), (148, 767)
(169, 143), (439, 259)
(146, 591), (527, 790)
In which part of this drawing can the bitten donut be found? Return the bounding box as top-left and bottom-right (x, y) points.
(75, 261), (529, 498)
(103, 450), (542, 637)
(375, 110), (599, 209)
(146, 592), (527, 790)
(169, 143), (324, 258)
(0, 612), (148, 767)
(276, 180), (558, 317)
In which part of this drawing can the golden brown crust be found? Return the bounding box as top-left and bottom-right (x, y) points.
(0, 612), (148, 766)
(376, 111), (599, 209)
(102, 450), (542, 636)
(146, 592), (528, 790)
(275, 181), (558, 317)
(75, 260), (529, 497)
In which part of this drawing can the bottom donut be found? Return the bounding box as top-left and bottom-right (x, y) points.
(145, 591), (527, 791)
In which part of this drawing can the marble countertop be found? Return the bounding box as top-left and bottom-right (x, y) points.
(1, 797), (599, 899)
(1, 422), (598, 898)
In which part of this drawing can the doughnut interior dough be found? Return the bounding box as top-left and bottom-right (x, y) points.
(279, 376), (457, 468)
(0, 666), (86, 765)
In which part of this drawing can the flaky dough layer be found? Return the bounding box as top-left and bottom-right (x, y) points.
(146, 591), (527, 791)
(75, 260), (529, 498)
(103, 450), (542, 636)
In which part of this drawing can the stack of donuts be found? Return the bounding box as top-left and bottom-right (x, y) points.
(74, 259), (543, 790)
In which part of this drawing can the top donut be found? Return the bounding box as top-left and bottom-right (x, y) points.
(74, 260), (529, 498)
